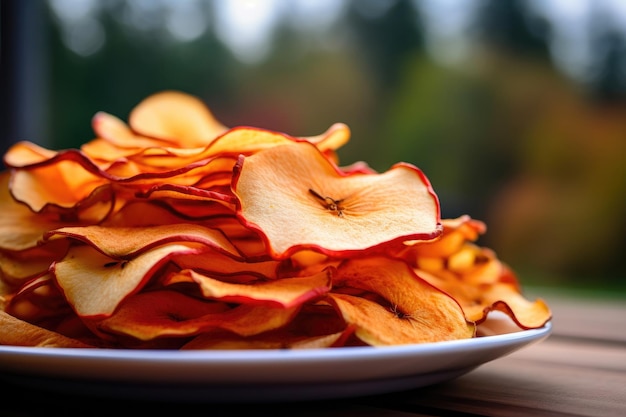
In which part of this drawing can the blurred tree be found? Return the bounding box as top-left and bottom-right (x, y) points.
(488, 80), (626, 285)
(588, 29), (626, 103)
(338, 0), (428, 168)
(378, 0), (553, 219)
(378, 56), (495, 219)
(46, 1), (235, 149)
(473, 0), (551, 58)
(345, 0), (424, 91)
(468, 0), (626, 286)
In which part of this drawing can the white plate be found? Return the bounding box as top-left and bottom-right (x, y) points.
(0, 321), (551, 402)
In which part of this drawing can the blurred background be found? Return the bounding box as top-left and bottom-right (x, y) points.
(1, 0), (625, 294)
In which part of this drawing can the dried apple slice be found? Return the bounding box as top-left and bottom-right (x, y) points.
(4, 274), (69, 321)
(52, 243), (199, 318)
(405, 215), (486, 259)
(479, 282), (552, 329)
(406, 216), (551, 329)
(80, 138), (137, 168)
(0, 311), (93, 347)
(139, 198), (236, 223)
(129, 153), (237, 178)
(8, 165), (115, 224)
(181, 300), (350, 349)
(45, 223), (240, 259)
(0, 173), (70, 251)
(7, 142), (226, 207)
(102, 200), (193, 227)
(2, 273), (104, 345)
(171, 247), (283, 279)
(302, 122), (350, 153)
(9, 160), (109, 213)
(421, 268), (551, 329)
(168, 267), (332, 308)
(181, 329), (346, 350)
(0, 241), (68, 285)
(136, 182), (237, 207)
(130, 91), (350, 154)
(329, 257), (474, 345)
(2, 141), (58, 167)
(227, 235), (271, 260)
(204, 126), (302, 157)
(98, 290), (300, 341)
(328, 292), (472, 346)
(92, 111), (176, 148)
(129, 90), (228, 148)
(232, 141), (441, 259)
(85, 123), (343, 181)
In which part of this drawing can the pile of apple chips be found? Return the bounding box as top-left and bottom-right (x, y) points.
(0, 91), (551, 349)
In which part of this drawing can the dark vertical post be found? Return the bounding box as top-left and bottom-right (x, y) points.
(1, 0), (49, 161)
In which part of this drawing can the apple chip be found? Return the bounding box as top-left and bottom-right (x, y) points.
(8, 161), (110, 214)
(129, 90), (228, 148)
(300, 122), (351, 153)
(52, 244), (199, 318)
(45, 223), (240, 259)
(101, 200), (195, 227)
(4, 274), (72, 323)
(136, 182), (236, 207)
(180, 299), (351, 349)
(477, 282), (552, 329)
(98, 290), (300, 341)
(232, 141), (442, 258)
(0, 242), (68, 285)
(328, 257), (474, 345)
(408, 215), (486, 258)
(181, 329), (346, 350)
(411, 216), (552, 329)
(168, 267), (332, 308)
(2, 141), (59, 167)
(92, 111), (175, 149)
(0, 311), (93, 348)
(170, 248), (283, 279)
(0, 173), (69, 251)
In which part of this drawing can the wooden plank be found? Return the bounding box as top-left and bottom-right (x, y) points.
(363, 338), (626, 417)
(529, 289), (626, 343)
(511, 337), (626, 372)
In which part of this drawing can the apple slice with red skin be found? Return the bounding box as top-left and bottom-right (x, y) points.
(165, 267), (332, 308)
(92, 111), (177, 149)
(51, 243), (201, 318)
(129, 90), (228, 148)
(409, 215), (552, 330)
(0, 173), (71, 251)
(327, 256), (475, 346)
(417, 266), (552, 329)
(232, 141), (442, 259)
(170, 247), (284, 280)
(181, 329), (347, 350)
(0, 311), (94, 347)
(44, 223), (240, 259)
(98, 290), (301, 341)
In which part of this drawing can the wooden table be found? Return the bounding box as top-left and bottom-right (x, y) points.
(1, 289), (624, 417)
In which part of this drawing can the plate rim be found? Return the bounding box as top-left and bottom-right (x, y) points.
(0, 322), (552, 401)
(0, 321), (552, 361)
